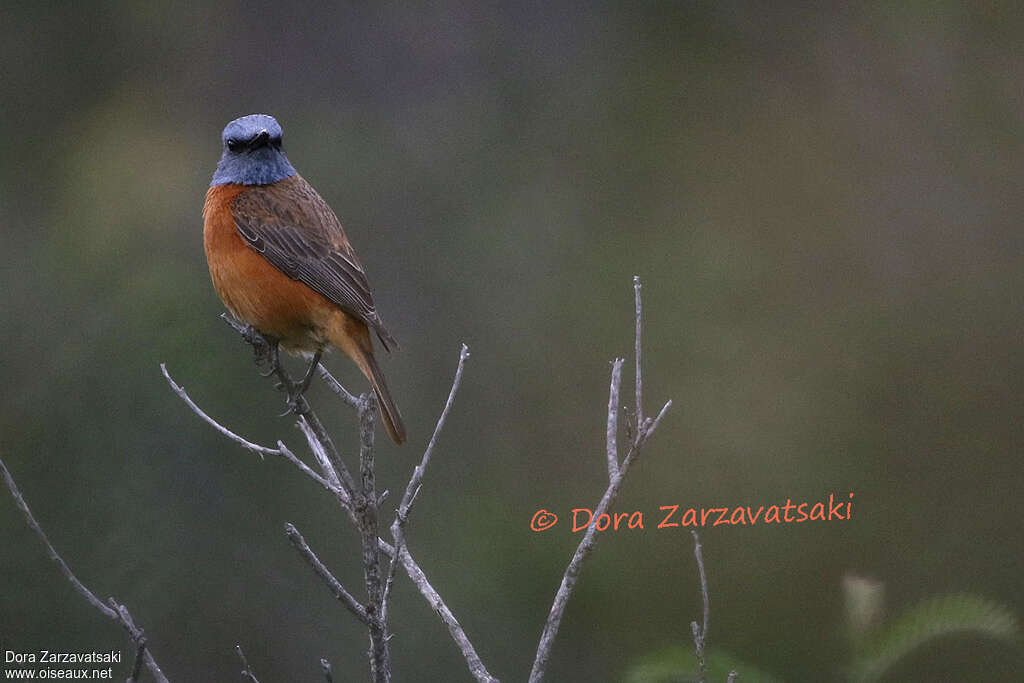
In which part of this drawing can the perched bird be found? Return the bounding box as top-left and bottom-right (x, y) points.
(203, 114), (406, 444)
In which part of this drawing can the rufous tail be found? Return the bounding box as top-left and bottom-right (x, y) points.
(329, 315), (406, 444)
(361, 349), (406, 445)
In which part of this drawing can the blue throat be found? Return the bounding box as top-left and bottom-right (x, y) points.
(210, 147), (296, 186)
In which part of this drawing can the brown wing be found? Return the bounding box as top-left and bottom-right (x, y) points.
(231, 175), (397, 350)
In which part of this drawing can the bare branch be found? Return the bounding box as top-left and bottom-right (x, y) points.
(726, 671), (738, 682)
(126, 637), (147, 683)
(528, 454), (636, 683)
(606, 358), (624, 479)
(647, 399), (672, 440)
(161, 363), (281, 460)
(296, 418), (347, 500)
(285, 523), (373, 627)
(317, 364), (361, 409)
(379, 530), (404, 625)
(393, 344), (470, 529)
(2, 457), (117, 617)
(289, 398), (358, 497)
(1, 457), (170, 683)
(236, 645), (260, 683)
(528, 278), (671, 683)
(690, 529), (709, 682)
(384, 345), (470, 627)
(161, 364), (342, 497)
(356, 397), (391, 682)
(207, 322), (492, 681)
(280, 343), (490, 680)
(321, 658), (335, 683)
(105, 600), (165, 683)
(378, 538), (499, 683)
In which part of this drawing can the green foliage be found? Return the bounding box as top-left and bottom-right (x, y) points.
(623, 645), (783, 683)
(626, 592), (1019, 683)
(849, 594), (1020, 682)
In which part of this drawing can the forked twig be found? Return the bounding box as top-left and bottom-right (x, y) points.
(383, 344), (469, 624)
(528, 277), (672, 683)
(161, 364), (340, 497)
(1, 457), (170, 683)
(126, 636), (147, 683)
(378, 537), (498, 683)
(163, 334), (496, 682)
(236, 644), (260, 683)
(285, 523), (373, 626)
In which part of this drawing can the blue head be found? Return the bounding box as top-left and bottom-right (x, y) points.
(210, 114), (297, 186)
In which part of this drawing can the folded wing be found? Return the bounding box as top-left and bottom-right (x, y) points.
(232, 176), (397, 350)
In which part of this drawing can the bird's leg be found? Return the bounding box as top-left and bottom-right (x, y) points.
(242, 326), (281, 378)
(279, 348), (323, 416)
(258, 341), (281, 378)
(295, 348), (323, 397)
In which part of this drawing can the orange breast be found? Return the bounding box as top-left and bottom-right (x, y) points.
(203, 183), (334, 352)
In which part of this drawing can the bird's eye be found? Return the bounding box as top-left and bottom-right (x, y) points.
(226, 138), (241, 151)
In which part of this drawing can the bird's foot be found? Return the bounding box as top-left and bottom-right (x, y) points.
(276, 349), (323, 417)
(278, 391), (305, 417)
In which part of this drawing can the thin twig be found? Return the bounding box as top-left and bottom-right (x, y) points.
(2, 457), (117, 617)
(647, 399), (672, 441)
(379, 530), (404, 626)
(1, 457), (170, 683)
(106, 600), (165, 683)
(116, 604), (166, 683)
(526, 431), (666, 683)
(161, 363), (279, 460)
(726, 672), (738, 682)
(606, 358), (623, 479)
(378, 538), (499, 683)
(317, 364), (361, 409)
(528, 277), (671, 683)
(384, 345), (470, 625)
(321, 658), (335, 683)
(690, 529), (709, 682)
(297, 418), (347, 500)
(126, 637), (147, 683)
(284, 523), (373, 627)
(236, 645), (260, 683)
(287, 394), (357, 497)
(161, 364), (341, 496)
(292, 398), (357, 495)
(393, 344), (470, 527)
(356, 397), (390, 682)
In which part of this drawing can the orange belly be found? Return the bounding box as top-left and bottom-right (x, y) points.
(203, 183), (335, 352)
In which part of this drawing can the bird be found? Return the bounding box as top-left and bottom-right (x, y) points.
(203, 114), (406, 444)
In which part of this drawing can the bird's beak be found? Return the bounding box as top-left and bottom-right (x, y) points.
(252, 130), (270, 148)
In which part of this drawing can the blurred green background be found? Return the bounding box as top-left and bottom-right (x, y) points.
(1, 2), (1022, 681)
